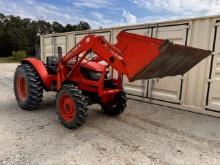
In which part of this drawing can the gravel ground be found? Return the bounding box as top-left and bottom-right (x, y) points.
(0, 63), (220, 165)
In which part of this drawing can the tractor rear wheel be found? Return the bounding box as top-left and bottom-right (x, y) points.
(101, 91), (127, 116)
(14, 64), (43, 110)
(56, 85), (88, 129)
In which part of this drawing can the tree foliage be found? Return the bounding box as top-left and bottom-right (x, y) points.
(0, 13), (91, 57)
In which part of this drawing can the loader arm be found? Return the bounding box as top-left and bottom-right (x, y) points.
(57, 31), (211, 89)
(57, 34), (128, 89)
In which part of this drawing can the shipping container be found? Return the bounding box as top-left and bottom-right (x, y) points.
(40, 15), (220, 117)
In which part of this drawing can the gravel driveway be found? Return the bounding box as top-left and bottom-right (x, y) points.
(0, 63), (220, 165)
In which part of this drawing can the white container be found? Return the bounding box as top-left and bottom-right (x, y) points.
(40, 15), (220, 117)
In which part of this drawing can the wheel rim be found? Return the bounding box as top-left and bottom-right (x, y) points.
(59, 94), (76, 122)
(16, 74), (28, 101)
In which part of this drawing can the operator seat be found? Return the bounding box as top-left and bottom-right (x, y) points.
(46, 56), (57, 74)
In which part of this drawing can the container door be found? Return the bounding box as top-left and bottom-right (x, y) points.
(207, 24), (220, 111)
(53, 35), (67, 57)
(42, 37), (53, 62)
(123, 28), (152, 97)
(148, 25), (189, 103)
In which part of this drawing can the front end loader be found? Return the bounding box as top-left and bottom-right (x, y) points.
(14, 31), (211, 129)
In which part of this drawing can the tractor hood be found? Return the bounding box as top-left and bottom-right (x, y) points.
(80, 60), (105, 72)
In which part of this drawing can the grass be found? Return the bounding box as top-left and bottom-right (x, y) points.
(0, 57), (20, 63)
(0, 51), (27, 63)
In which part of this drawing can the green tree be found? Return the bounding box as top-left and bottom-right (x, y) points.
(77, 21), (91, 30)
(0, 13), (91, 57)
(52, 21), (65, 33)
(65, 24), (77, 32)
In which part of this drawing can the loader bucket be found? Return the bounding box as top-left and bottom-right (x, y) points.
(115, 32), (211, 81)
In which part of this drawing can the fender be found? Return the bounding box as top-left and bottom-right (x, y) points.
(22, 57), (54, 90)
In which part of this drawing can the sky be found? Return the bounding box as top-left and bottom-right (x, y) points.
(0, 0), (220, 28)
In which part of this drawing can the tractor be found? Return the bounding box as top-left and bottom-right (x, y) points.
(14, 31), (211, 129)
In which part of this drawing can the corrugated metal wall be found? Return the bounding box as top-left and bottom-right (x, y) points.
(40, 16), (220, 117)
(206, 21), (220, 112)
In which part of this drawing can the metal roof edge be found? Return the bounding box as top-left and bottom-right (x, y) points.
(41, 15), (220, 38)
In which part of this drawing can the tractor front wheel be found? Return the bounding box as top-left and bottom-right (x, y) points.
(56, 85), (88, 129)
(14, 64), (43, 110)
(101, 91), (127, 116)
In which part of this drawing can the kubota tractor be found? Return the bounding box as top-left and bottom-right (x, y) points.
(14, 31), (211, 129)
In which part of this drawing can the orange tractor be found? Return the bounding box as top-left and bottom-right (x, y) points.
(14, 31), (211, 129)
